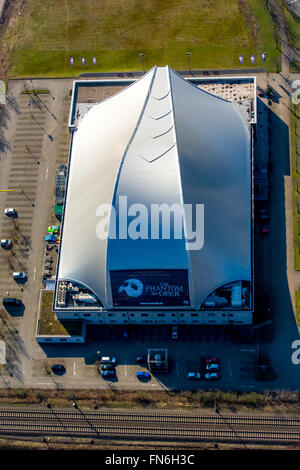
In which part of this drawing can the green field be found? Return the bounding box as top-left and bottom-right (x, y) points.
(296, 291), (300, 325)
(281, 1), (300, 72)
(282, 1), (300, 51)
(291, 103), (300, 270)
(38, 291), (82, 336)
(1, 0), (279, 77)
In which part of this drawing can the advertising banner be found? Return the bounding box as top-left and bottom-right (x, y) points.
(110, 270), (190, 307)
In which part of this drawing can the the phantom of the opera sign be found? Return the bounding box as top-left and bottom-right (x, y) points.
(110, 269), (190, 307)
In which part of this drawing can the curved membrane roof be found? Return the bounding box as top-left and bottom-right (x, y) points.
(58, 66), (251, 309)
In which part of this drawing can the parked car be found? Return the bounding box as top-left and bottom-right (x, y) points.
(0, 239), (13, 249)
(51, 364), (65, 374)
(101, 370), (116, 378)
(4, 208), (17, 217)
(205, 372), (219, 380)
(123, 329), (128, 340)
(47, 225), (60, 234)
(101, 364), (115, 371)
(205, 357), (219, 364)
(12, 272), (27, 281)
(171, 326), (178, 339)
(100, 356), (117, 364)
(2, 297), (22, 306)
(136, 355), (147, 364)
(187, 372), (201, 380)
(136, 371), (150, 380)
(259, 210), (269, 221)
(45, 234), (57, 243)
(206, 363), (219, 371)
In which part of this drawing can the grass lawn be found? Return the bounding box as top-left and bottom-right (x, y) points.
(1, 0), (279, 77)
(296, 291), (300, 325)
(291, 104), (300, 270)
(290, 61), (300, 73)
(38, 291), (82, 336)
(282, 1), (300, 51)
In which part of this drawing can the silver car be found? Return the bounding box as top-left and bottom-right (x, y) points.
(13, 272), (27, 280)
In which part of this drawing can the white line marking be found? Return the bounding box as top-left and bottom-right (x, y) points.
(37, 382), (52, 385)
(33, 266), (36, 280)
(124, 363), (127, 377)
(73, 361), (76, 376)
(45, 168), (48, 180)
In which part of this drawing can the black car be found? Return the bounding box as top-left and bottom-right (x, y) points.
(101, 370), (116, 378)
(101, 364), (115, 371)
(51, 364), (66, 374)
(136, 355), (147, 364)
(2, 297), (22, 305)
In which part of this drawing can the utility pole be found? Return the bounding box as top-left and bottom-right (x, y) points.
(139, 53), (145, 73)
(186, 51), (192, 74)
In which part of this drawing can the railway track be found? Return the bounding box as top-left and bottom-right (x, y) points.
(0, 409), (299, 443)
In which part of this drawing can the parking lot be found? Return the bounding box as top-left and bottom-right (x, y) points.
(0, 78), (73, 383)
(29, 324), (268, 391)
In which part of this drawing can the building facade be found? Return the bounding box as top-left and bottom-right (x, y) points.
(53, 66), (255, 326)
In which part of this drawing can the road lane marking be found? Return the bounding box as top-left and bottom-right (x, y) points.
(45, 167), (48, 180)
(33, 266), (36, 280)
(73, 361), (76, 376)
(37, 382), (52, 385)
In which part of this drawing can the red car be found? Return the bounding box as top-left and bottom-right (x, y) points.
(205, 357), (219, 364)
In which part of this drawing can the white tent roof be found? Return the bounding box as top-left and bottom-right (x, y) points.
(58, 66), (251, 309)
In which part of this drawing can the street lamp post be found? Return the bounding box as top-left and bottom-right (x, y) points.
(30, 79), (36, 96)
(186, 51), (192, 74)
(19, 183), (35, 207)
(24, 140), (39, 164)
(139, 53), (145, 74)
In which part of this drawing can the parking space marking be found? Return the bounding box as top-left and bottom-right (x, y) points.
(37, 382), (52, 385)
(45, 167), (48, 180)
(73, 361), (76, 376)
(33, 266), (36, 280)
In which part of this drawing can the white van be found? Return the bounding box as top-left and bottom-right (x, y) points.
(100, 356), (117, 364)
